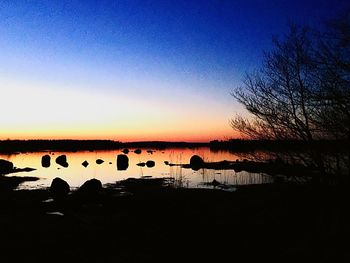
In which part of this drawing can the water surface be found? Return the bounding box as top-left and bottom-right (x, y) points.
(1, 147), (273, 189)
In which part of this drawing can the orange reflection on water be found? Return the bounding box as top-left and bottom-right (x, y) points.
(1, 147), (272, 189)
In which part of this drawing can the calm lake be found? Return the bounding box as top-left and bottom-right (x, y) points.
(1, 147), (273, 189)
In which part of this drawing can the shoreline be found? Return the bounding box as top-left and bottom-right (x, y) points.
(1, 182), (349, 262)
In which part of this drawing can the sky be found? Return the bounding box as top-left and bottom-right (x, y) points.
(0, 0), (348, 142)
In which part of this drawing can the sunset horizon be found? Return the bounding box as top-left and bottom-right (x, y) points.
(0, 134), (234, 143)
(2, 1), (344, 142)
(1, 1), (349, 262)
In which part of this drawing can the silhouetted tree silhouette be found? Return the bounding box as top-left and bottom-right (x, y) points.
(231, 12), (350, 182)
(232, 13), (350, 141)
(315, 12), (350, 180)
(313, 12), (350, 140)
(232, 25), (318, 140)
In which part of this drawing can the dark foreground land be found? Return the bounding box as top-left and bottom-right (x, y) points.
(1, 182), (349, 263)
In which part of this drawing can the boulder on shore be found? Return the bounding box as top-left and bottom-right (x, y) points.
(50, 177), (70, 201)
(0, 159), (14, 174)
(77, 178), (103, 197)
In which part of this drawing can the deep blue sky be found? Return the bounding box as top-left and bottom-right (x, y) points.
(0, 0), (348, 141)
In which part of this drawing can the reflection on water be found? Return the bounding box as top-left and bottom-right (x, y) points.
(0, 147), (273, 189)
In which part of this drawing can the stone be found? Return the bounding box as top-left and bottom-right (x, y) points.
(41, 155), (51, 168)
(50, 177), (70, 201)
(146, 160), (155, 168)
(0, 159), (14, 174)
(77, 178), (103, 196)
(211, 179), (221, 187)
(56, 155), (69, 168)
(190, 155), (204, 170)
(117, 154), (129, 170)
(96, 159), (104, 164)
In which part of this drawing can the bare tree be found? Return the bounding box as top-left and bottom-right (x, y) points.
(231, 25), (318, 141)
(313, 11), (350, 140)
(314, 11), (350, 179)
(231, 17), (350, 182)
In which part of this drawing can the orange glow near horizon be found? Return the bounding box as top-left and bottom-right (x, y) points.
(0, 121), (237, 142)
(0, 84), (240, 142)
(0, 128), (238, 142)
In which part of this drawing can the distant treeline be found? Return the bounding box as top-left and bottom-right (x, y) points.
(1, 139), (349, 154)
(0, 140), (209, 153)
(0, 140), (122, 153)
(122, 141), (208, 149)
(209, 139), (350, 153)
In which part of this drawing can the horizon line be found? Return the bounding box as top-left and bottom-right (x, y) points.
(0, 138), (217, 144)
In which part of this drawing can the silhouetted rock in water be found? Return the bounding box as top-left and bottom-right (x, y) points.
(82, 160), (89, 167)
(16, 167), (36, 172)
(109, 162), (112, 164)
(201, 179), (236, 191)
(164, 161), (169, 165)
(50, 177), (70, 201)
(211, 179), (220, 187)
(147, 150), (154, 154)
(181, 160), (232, 170)
(181, 158), (315, 182)
(122, 148), (129, 154)
(96, 159), (104, 164)
(116, 177), (174, 192)
(146, 160), (155, 168)
(117, 154), (129, 170)
(41, 154), (51, 168)
(134, 149), (142, 154)
(137, 162), (146, 167)
(0, 175), (39, 191)
(0, 161), (33, 175)
(190, 155), (204, 170)
(77, 178), (102, 197)
(0, 159), (14, 174)
(56, 155), (68, 168)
